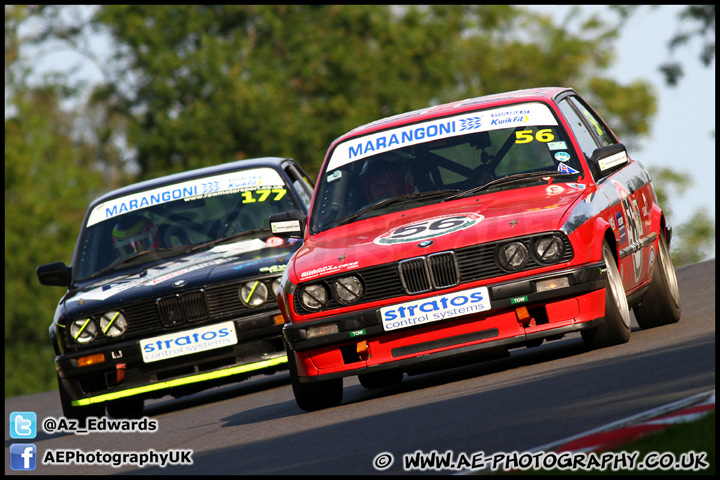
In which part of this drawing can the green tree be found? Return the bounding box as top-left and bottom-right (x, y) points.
(605, 5), (715, 86)
(25, 5), (656, 178)
(4, 86), (109, 395)
(655, 5), (715, 264)
(588, 5), (715, 264)
(5, 5), (113, 395)
(647, 167), (714, 264)
(671, 209), (715, 266)
(659, 5), (715, 87)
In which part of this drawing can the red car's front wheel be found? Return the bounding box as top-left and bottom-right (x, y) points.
(582, 241), (631, 349)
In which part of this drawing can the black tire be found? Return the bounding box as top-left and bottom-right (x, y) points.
(358, 369), (403, 389)
(582, 241), (631, 349)
(633, 231), (681, 328)
(57, 374), (105, 425)
(287, 346), (342, 412)
(106, 397), (145, 419)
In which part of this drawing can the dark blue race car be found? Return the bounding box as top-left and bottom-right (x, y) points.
(37, 157), (314, 420)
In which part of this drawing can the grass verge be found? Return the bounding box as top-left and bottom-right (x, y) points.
(503, 411), (714, 475)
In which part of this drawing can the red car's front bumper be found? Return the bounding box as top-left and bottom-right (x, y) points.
(284, 263), (607, 381)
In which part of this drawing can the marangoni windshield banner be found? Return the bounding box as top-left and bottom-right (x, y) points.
(327, 102), (557, 171)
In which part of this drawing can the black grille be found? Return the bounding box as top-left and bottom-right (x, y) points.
(399, 252), (459, 294)
(293, 232), (574, 314)
(65, 278), (280, 349)
(157, 290), (209, 327)
(399, 258), (432, 293)
(428, 252), (459, 289)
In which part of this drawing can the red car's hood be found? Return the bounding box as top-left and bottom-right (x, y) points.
(293, 183), (587, 282)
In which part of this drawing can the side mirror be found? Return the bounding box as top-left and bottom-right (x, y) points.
(269, 210), (306, 239)
(37, 262), (71, 287)
(588, 143), (629, 180)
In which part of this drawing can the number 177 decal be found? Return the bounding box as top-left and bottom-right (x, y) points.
(240, 188), (287, 203)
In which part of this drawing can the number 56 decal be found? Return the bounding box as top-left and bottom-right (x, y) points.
(374, 213), (484, 245)
(515, 129), (555, 144)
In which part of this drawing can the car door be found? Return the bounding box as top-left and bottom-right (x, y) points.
(556, 93), (653, 292)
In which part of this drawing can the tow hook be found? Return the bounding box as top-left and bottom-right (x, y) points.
(109, 363), (126, 385)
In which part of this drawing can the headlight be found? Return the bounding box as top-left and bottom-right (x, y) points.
(534, 236), (564, 264)
(271, 278), (282, 296)
(299, 284), (329, 311)
(99, 311), (128, 337)
(239, 280), (269, 307)
(332, 275), (364, 305)
(497, 241), (529, 271)
(70, 318), (98, 344)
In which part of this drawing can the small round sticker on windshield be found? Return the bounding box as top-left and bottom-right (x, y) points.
(554, 151), (571, 162)
(374, 213), (483, 245)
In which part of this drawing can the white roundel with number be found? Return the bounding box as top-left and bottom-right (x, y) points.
(374, 213), (484, 245)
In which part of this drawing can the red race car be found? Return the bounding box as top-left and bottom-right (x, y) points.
(270, 87), (681, 411)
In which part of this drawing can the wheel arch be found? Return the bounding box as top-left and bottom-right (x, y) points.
(602, 228), (619, 265)
(659, 213), (672, 248)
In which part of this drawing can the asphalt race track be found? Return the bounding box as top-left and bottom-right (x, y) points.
(5, 259), (715, 475)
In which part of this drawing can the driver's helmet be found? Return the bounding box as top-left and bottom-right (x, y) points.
(111, 215), (157, 257)
(359, 152), (413, 203)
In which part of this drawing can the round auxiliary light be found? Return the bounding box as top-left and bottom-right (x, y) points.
(534, 236), (565, 264)
(240, 280), (269, 307)
(332, 275), (364, 305)
(70, 318), (98, 344)
(99, 311), (128, 337)
(497, 241), (530, 271)
(299, 284), (329, 311)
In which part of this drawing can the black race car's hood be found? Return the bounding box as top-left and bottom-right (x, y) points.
(63, 238), (301, 316)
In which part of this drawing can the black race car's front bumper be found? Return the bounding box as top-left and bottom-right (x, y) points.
(57, 311), (288, 407)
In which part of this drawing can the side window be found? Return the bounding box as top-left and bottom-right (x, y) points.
(284, 163), (315, 209)
(567, 96), (616, 147)
(557, 98), (598, 159)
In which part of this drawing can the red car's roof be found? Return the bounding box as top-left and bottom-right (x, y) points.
(336, 87), (571, 144)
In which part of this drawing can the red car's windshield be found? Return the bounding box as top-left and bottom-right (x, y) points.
(310, 102), (583, 234)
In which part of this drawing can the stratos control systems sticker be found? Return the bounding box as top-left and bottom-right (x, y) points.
(140, 321), (238, 363)
(381, 286), (491, 331)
